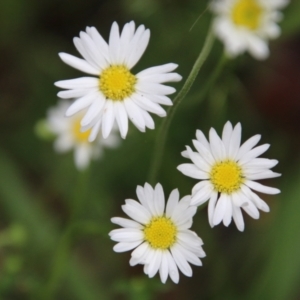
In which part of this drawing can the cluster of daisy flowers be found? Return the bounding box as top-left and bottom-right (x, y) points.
(45, 0), (288, 284)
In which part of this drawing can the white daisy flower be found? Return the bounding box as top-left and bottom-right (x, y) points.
(46, 100), (119, 170)
(211, 0), (289, 59)
(55, 21), (182, 140)
(177, 121), (281, 231)
(109, 183), (206, 284)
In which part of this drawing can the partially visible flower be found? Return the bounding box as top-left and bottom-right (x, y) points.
(177, 121), (280, 231)
(109, 183), (205, 284)
(55, 21), (182, 140)
(211, 0), (289, 59)
(46, 100), (119, 170)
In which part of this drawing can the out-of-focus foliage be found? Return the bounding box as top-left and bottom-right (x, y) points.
(0, 0), (300, 299)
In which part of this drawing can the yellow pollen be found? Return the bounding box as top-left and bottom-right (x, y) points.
(144, 217), (177, 250)
(72, 117), (92, 143)
(210, 160), (244, 194)
(232, 0), (263, 30)
(99, 65), (136, 101)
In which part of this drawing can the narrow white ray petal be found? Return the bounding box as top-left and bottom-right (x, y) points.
(208, 192), (218, 228)
(114, 101), (128, 139)
(132, 94), (166, 117)
(196, 129), (211, 150)
(191, 185), (212, 207)
(122, 200), (151, 224)
(79, 31), (107, 69)
(240, 185), (270, 212)
(145, 94), (173, 106)
(223, 197), (233, 226)
(232, 205), (244, 232)
(171, 246), (192, 277)
(139, 109), (155, 129)
(123, 99), (146, 132)
(109, 21), (120, 64)
(59, 52), (99, 75)
(175, 207), (197, 226)
(186, 146), (211, 172)
(228, 122), (241, 159)
(147, 250), (162, 278)
(109, 228), (144, 242)
(236, 134), (261, 160)
(177, 164), (210, 180)
(127, 28), (150, 69)
(175, 244), (202, 266)
(65, 91), (99, 116)
(191, 180), (211, 195)
(213, 194), (228, 225)
(111, 217), (143, 229)
(136, 63), (178, 77)
(245, 180), (280, 194)
(166, 250), (179, 284)
(87, 26), (110, 63)
(58, 89), (96, 100)
(88, 119), (101, 142)
(166, 189), (180, 218)
(159, 252), (169, 283)
(209, 128), (227, 161)
(242, 158), (278, 169)
(136, 82), (176, 95)
(113, 241), (142, 252)
(131, 242), (148, 261)
(222, 121), (233, 153)
(119, 22), (133, 64)
(137, 73), (182, 83)
(101, 100), (115, 139)
(238, 144), (270, 164)
(73, 37), (99, 70)
(80, 96), (105, 126)
(192, 140), (215, 165)
(153, 183), (165, 216)
(144, 183), (156, 216)
(242, 200), (260, 219)
(245, 170), (281, 180)
(55, 77), (99, 89)
(232, 191), (248, 207)
(136, 185), (150, 211)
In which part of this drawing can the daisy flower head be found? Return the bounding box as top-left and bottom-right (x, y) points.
(210, 0), (289, 59)
(177, 121), (281, 231)
(109, 183), (206, 284)
(55, 21), (182, 140)
(46, 100), (120, 170)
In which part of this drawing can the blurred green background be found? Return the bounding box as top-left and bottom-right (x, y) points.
(1, 0), (300, 299)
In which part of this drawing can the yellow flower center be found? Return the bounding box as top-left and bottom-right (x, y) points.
(99, 65), (137, 100)
(144, 217), (177, 250)
(210, 160), (244, 194)
(232, 0), (263, 30)
(72, 117), (92, 143)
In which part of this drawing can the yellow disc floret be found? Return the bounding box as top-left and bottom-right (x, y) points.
(144, 217), (177, 250)
(232, 0), (263, 30)
(210, 160), (244, 194)
(99, 65), (137, 100)
(72, 117), (92, 143)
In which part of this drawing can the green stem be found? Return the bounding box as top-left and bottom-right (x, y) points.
(148, 28), (215, 185)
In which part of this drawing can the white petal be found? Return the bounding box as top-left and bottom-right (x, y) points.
(213, 194), (228, 225)
(196, 129), (211, 150)
(59, 52), (99, 75)
(171, 246), (192, 277)
(113, 241), (142, 252)
(109, 228), (144, 242)
(186, 146), (211, 172)
(58, 89), (95, 100)
(222, 121), (233, 153)
(209, 128), (226, 161)
(177, 164), (210, 180)
(88, 119), (102, 142)
(122, 200), (151, 224)
(166, 189), (180, 218)
(236, 134), (261, 160)
(65, 91), (99, 116)
(208, 192), (218, 228)
(139, 109), (155, 129)
(137, 73), (182, 83)
(238, 144), (270, 164)
(109, 22), (120, 64)
(245, 170), (281, 180)
(114, 101), (128, 139)
(102, 100), (115, 139)
(147, 250), (162, 278)
(153, 183), (165, 216)
(132, 94), (166, 117)
(159, 252), (169, 283)
(228, 122), (241, 159)
(111, 217), (143, 229)
(137, 63), (178, 77)
(80, 95), (105, 126)
(192, 140), (215, 165)
(136, 82), (176, 95)
(74, 144), (91, 170)
(123, 99), (146, 132)
(55, 77), (98, 89)
(245, 180), (280, 194)
(232, 205), (244, 232)
(166, 250), (179, 284)
(242, 200), (260, 219)
(223, 197), (233, 226)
